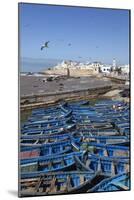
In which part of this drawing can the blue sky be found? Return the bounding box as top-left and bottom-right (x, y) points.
(19, 3), (129, 71)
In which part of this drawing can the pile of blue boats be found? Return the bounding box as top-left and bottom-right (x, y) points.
(19, 99), (130, 196)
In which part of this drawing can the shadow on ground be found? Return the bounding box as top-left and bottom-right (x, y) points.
(8, 190), (18, 197)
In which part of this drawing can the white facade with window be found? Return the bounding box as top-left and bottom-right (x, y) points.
(100, 66), (111, 73)
(120, 65), (129, 74)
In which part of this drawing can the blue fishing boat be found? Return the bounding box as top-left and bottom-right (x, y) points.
(31, 109), (68, 119)
(21, 161), (38, 173)
(77, 124), (120, 136)
(21, 132), (81, 144)
(88, 172), (130, 192)
(31, 105), (61, 115)
(21, 140), (73, 156)
(121, 127), (130, 136)
(80, 143), (129, 157)
(22, 124), (76, 135)
(22, 117), (72, 130)
(28, 110), (72, 122)
(20, 171), (103, 196)
(79, 128), (118, 136)
(86, 154), (129, 175)
(81, 135), (129, 145)
(21, 133), (71, 143)
(21, 152), (84, 173)
(20, 99), (130, 196)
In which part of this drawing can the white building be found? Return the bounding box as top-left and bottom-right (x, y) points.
(54, 60), (71, 69)
(53, 60), (114, 75)
(120, 64), (129, 74)
(54, 60), (90, 70)
(89, 62), (104, 73)
(99, 65), (111, 74)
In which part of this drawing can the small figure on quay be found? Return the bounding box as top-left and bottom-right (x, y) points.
(67, 68), (70, 78)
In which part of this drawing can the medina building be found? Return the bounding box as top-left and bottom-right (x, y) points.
(120, 64), (129, 75)
(99, 65), (111, 74)
(90, 62), (112, 74)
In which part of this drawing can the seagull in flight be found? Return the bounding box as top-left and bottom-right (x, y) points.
(41, 41), (50, 50)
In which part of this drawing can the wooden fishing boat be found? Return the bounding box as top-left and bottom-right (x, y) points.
(21, 132), (80, 143)
(104, 113), (129, 120)
(20, 152), (83, 174)
(88, 172), (130, 192)
(81, 135), (129, 145)
(74, 118), (110, 125)
(120, 127), (130, 136)
(70, 147), (129, 175)
(30, 111), (68, 119)
(94, 100), (125, 107)
(86, 154), (129, 175)
(22, 117), (72, 130)
(95, 105), (129, 113)
(114, 122), (129, 129)
(20, 140), (73, 157)
(82, 127), (116, 135)
(73, 115), (103, 121)
(59, 105), (71, 113)
(80, 142), (129, 157)
(20, 148), (40, 160)
(19, 99), (130, 196)
(28, 110), (72, 123)
(90, 122), (113, 129)
(21, 133), (71, 145)
(72, 111), (98, 117)
(78, 128), (118, 136)
(31, 106), (61, 115)
(21, 124), (76, 135)
(21, 162), (38, 173)
(31, 109), (69, 120)
(20, 170), (111, 197)
(70, 107), (95, 113)
(76, 124), (93, 130)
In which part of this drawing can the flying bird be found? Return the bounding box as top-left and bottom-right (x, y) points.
(68, 43), (71, 46)
(41, 41), (50, 50)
